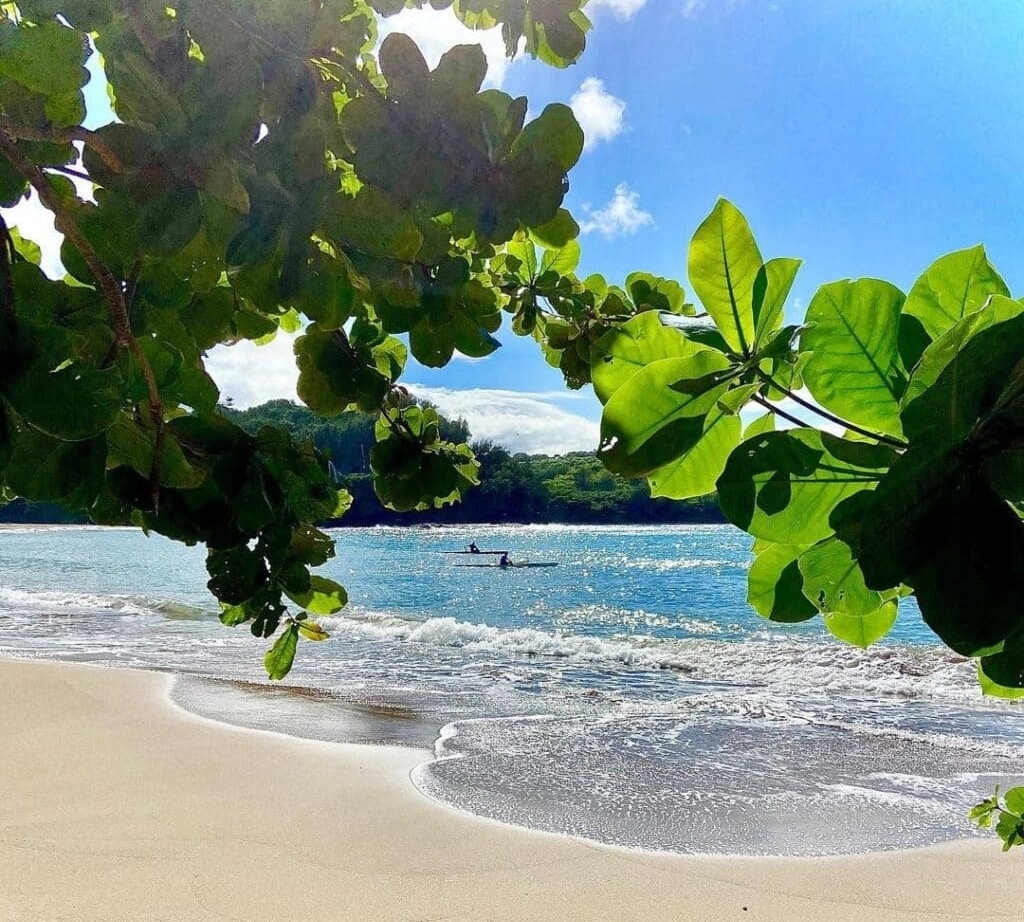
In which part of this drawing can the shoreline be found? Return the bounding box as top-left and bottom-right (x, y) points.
(2, 657), (1022, 921)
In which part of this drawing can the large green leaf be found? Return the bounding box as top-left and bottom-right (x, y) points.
(688, 199), (762, 354)
(901, 299), (1024, 448)
(903, 245), (1009, 342)
(598, 350), (733, 477)
(264, 623), (299, 681)
(823, 603), (898, 649)
(591, 311), (707, 405)
(857, 450), (1024, 656)
(801, 279), (906, 438)
(207, 546), (269, 606)
(512, 103), (584, 172)
(747, 542), (817, 623)
(295, 325), (389, 416)
(906, 485), (1024, 658)
(3, 428), (106, 508)
(979, 631), (1024, 691)
(539, 239), (580, 276)
(716, 429), (892, 544)
(752, 257), (801, 343)
(0, 20), (88, 128)
(647, 407), (741, 500)
(798, 537), (896, 617)
(284, 575), (348, 615)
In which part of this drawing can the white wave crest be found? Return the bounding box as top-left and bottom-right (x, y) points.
(323, 613), (698, 671)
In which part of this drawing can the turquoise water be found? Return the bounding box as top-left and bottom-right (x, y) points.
(1, 524), (1022, 855)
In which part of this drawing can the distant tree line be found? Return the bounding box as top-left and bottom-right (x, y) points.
(0, 399), (722, 527)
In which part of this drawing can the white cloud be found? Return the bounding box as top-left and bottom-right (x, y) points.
(589, 0), (648, 17)
(570, 77), (627, 151)
(378, 7), (514, 89)
(579, 183), (654, 238)
(206, 333), (300, 409)
(410, 385), (599, 455)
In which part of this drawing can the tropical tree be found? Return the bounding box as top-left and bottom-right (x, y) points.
(0, 0), (589, 676)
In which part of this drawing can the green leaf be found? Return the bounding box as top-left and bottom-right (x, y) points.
(979, 632), (1024, 691)
(903, 245), (1009, 342)
(753, 257), (801, 343)
(800, 279), (907, 438)
(591, 311), (708, 405)
(106, 415), (206, 489)
(717, 383), (757, 416)
(688, 199), (763, 354)
(207, 546), (269, 606)
(901, 298), (1024, 449)
(295, 325), (389, 416)
(512, 103), (584, 172)
(285, 575), (348, 615)
(747, 542), (817, 623)
(219, 604), (250, 627)
(539, 239), (580, 276)
(598, 351), (733, 477)
(0, 20), (88, 128)
(978, 664), (1024, 700)
(264, 623), (299, 681)
(4, 427), (106, 508)
(858, 453), (1024, 656)
(995, 811), (1024, 851)
(822, 602), (898, 649)
(625, 273), (688, 315)
(1004, 788), (1024, 816)
(743, 413), (775, 438)
(297, 620), (330, 642)
(647, 407), (742, 500)
(798, 537), (896, 617)
(716, 429), (891, 544)
(529, 209), (579, 248)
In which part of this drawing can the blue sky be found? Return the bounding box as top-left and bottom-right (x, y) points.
(6, 0), (1024, 453)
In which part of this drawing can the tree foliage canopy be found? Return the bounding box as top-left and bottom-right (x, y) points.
(2, 0), (1024, 846)
(0, 0), (591, 677)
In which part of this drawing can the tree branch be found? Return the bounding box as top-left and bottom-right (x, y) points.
(0, 119), (123, 174)
(751, 393), (812, 429)
(757, 371), (908, 449)
(0, 126), (165, 509)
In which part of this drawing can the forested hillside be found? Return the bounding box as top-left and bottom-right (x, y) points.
(224, 400), (722, 526)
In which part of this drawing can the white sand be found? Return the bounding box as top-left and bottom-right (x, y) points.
(0, 658), (1020, 921)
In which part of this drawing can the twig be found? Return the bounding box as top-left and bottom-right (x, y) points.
(751, 393), (811, 429)
(47, 164), (94, 184)
(757, 371), (907, 449)
(0, 119), (123, 173)
(0, 126), (165, 509)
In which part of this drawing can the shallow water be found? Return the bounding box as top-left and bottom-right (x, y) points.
(1, 524), (1021, 855)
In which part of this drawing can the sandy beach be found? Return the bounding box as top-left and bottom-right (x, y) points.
(0, 659), (1018, 921)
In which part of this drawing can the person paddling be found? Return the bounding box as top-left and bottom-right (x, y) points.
(468, 542), (480, 554)
(499, 552), (510, 568)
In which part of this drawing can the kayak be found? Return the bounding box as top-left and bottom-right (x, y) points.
(454, 562), (558, 568)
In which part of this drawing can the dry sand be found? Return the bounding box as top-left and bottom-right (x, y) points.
(0, 658), (1020, 921)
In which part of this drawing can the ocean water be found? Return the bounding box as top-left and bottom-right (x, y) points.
(1, 523), (1022, 855)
